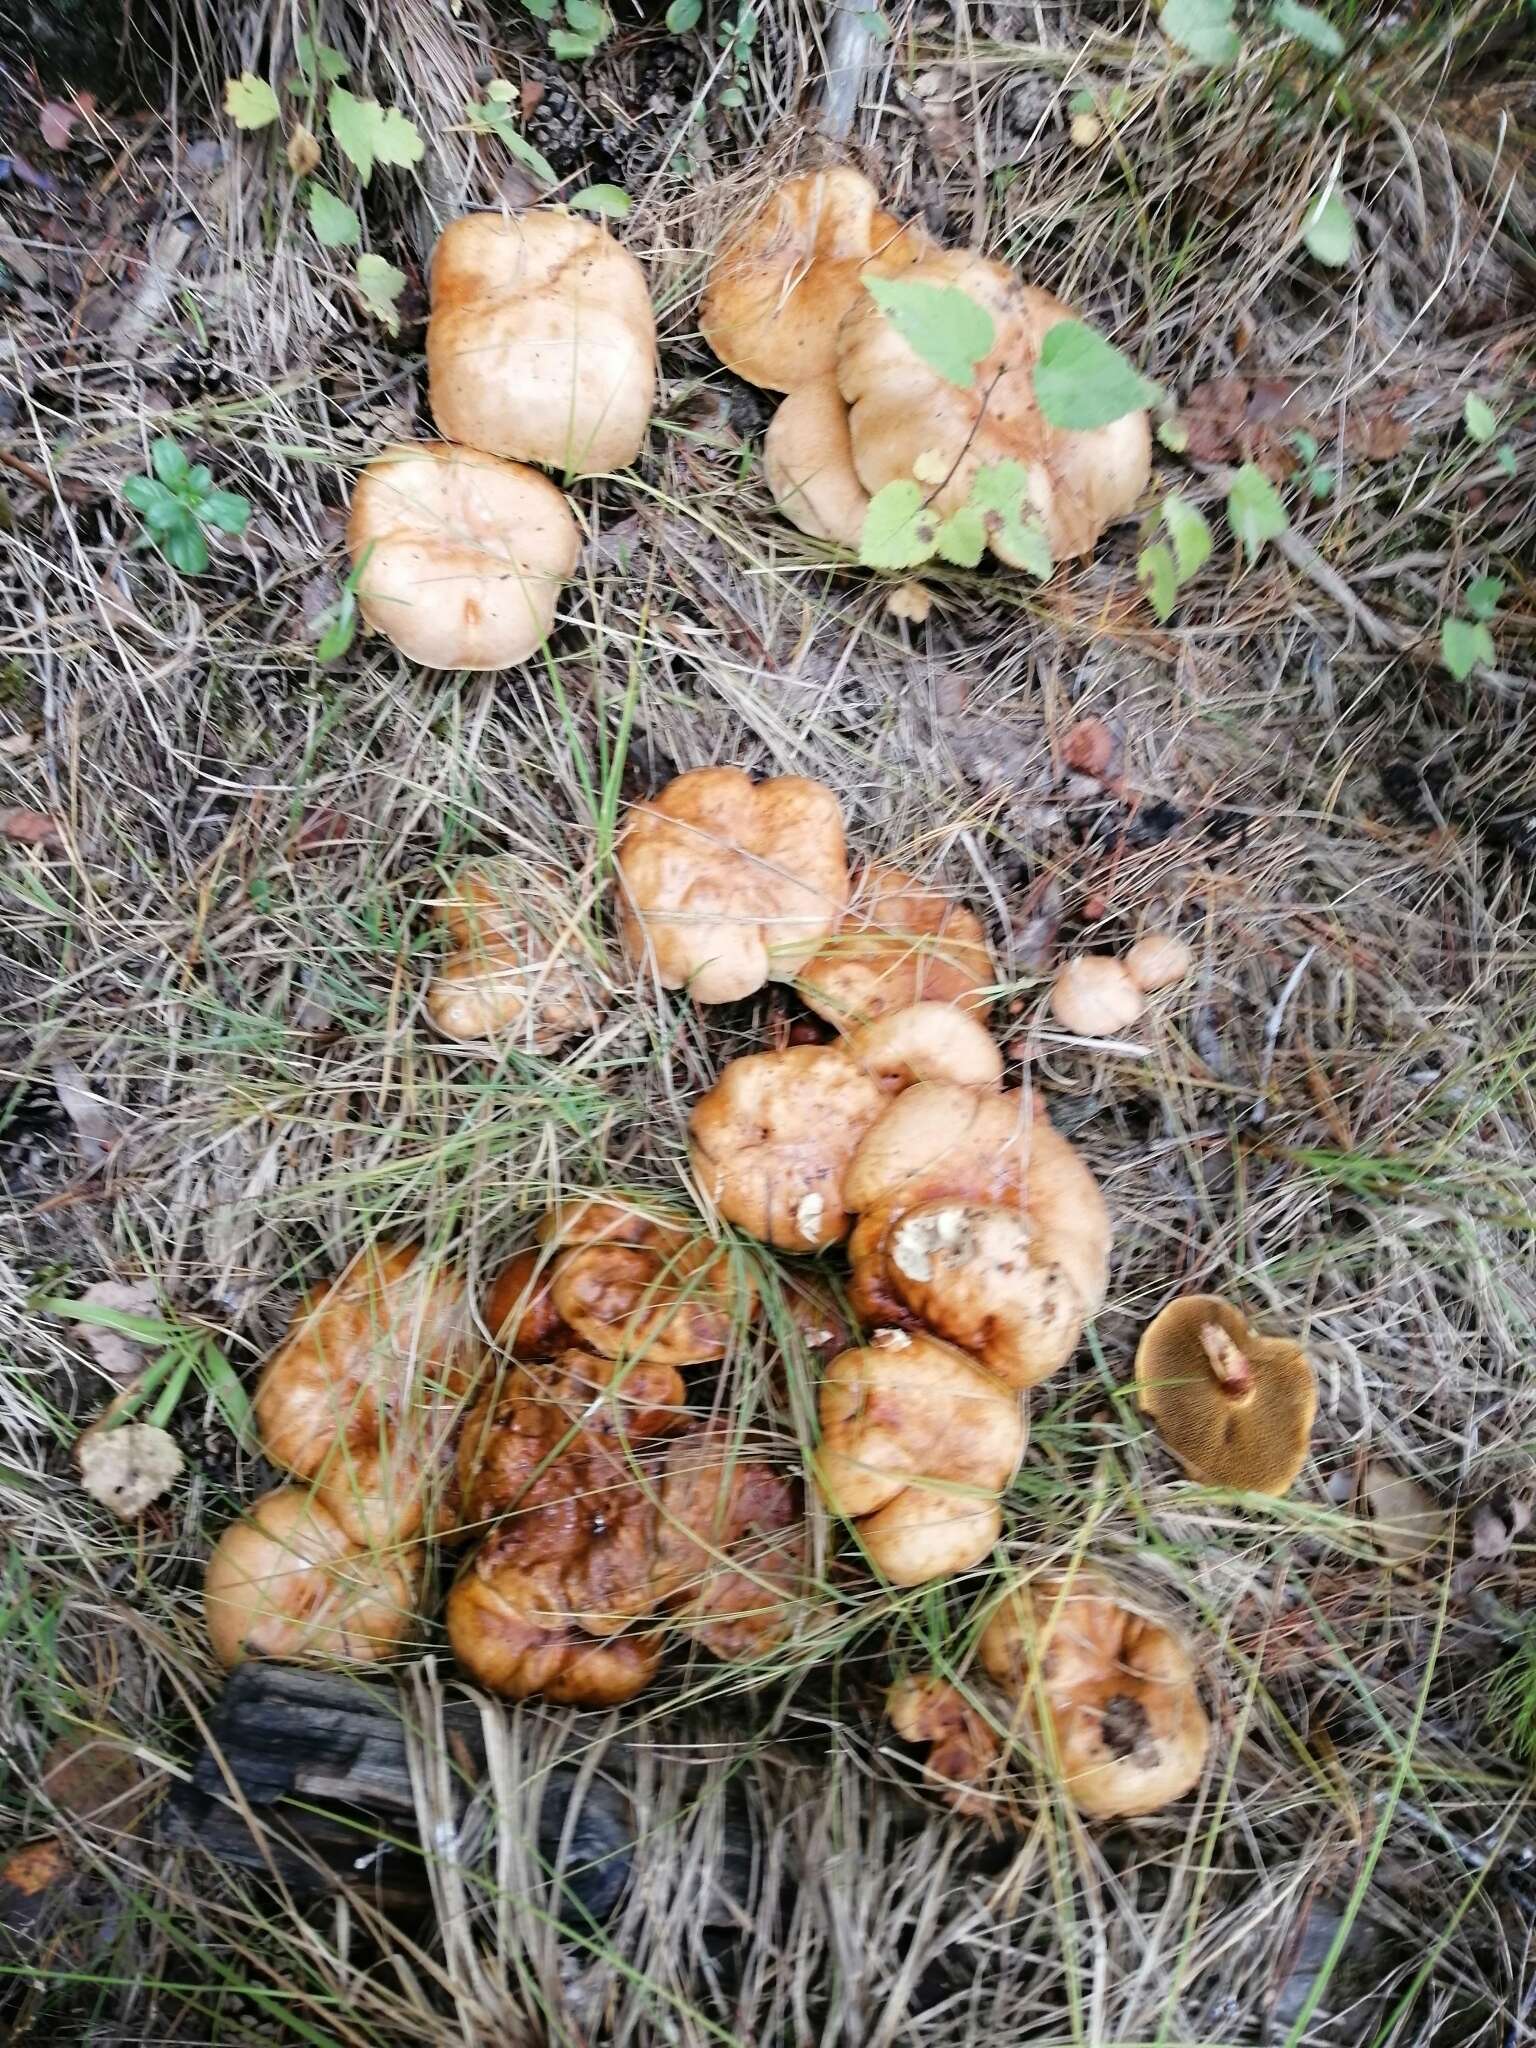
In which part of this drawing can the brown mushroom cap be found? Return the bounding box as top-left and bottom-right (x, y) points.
(346, 443), (580, 671)
(762, 375), (870, 550)
(253, 1242), (483, 1547)
(446, 1559), (664, 1705)
(427, 209), (656, 476)
(425, 860), (606, 1050)
(881, 1200), (1084, 1388)
(1049, 957), (1145, 1038)
(485, 1246), (571, 1357)
(688, 1043), (888, 1250)
(844, 1002), (1003, 1093)
(538, 1198), (756, 1366)
(887, 1673), (1002, 1816)
(1124, 933), (1194, 994)
(1134, 1295), (1317, 1495)
(817, 1333), (1026, 1584)
(978, 1571), (1210, 1819)
(797, 863), (995, 1028)
(652, 1429), (807, 1661)
(616, 767), (849, 1003)
(700, 168), (930, 392)
(204, 1488), (420, 1670)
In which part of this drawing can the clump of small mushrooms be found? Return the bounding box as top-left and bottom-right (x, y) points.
(1050, 933), (1194, 1039)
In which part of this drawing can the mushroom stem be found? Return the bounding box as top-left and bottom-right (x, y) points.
(1198, 1322), (1256, 1400)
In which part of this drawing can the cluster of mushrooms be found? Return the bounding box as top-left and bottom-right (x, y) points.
(342, 163), (1154, 673)
(204, 762), (1321, 1822)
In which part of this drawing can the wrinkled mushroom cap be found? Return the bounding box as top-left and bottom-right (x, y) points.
(204, 1488), (420, 1670)
(652, 1428), (807, 1661)
(797, 863), (995, 1028)
(447, 1558), (664, 1705)
(887, 1673), (1002, 1816)
(347, 443), (580, 671)
(817, 1333), (1026, 1584)
(616, 767), (849, 1003)
(763, 375), (870, 550)
(1049, 957), (1145, 1038)
(845, 1002), (1003, 1093)
(978, 1570), (1210, 1819)
(426, 860), (606, 1050)
(538, 1197), (756, 1366)
(689, 1043), (887, 1250)
(701, 167), (930, 392)
(1125, 933), (1194, 994)
(1134, 1294), (1317, 1495)
(485, 1246), (569, 1357)
(882, 1199), (1083, 1388)
(427, 209), (656, 476)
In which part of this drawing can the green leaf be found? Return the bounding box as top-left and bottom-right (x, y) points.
(564, 0), (612, 34)
(1138, 541), (1178, 620)
(307, 181), (362, 247)
(1161, 492), (1213, 580)
(122, 475), (174, 517)
(467, 100), (559, 182)
(195, 1336), (254, 1441)
(567, 182), (632, 217)
(932, 505), (987, 567)
(143, 496), (188, 537)
(316, 591), (358, 663)
(967, 458), (1031, 517)
(859, 10), (892, 40)
(1225, 462), (1289, 562)
(549, 28), (601, 57)
(151, 438), (190, 487)
(859, 480), (938, 569)
(200, 490), (251, 535)
(162, 518), (210, 575)
(666, 0), (702, 26)
(1270, 0), (1345, 54)
(1302, 189), (1354, 266)
(295, 34), (349, 84)
(1033, 319), (1162, 430)
(994, 515), (1053, 579)
(1156, 417), (1189, 453)
(41, 1295), (181, 1343)
(1290, 428), (1320, 463)
(1464, 575), (1505, 622)
(225, 72), (281, 129)
(1495, 442), (1517, 477)
(1307, 464), (1336, 499)
(1463, 393), (1498, 444)
(718, 83), (745, 106)
(522, 0), (558, 18)
(327, 89), (421, 183)
(1160, 0), (1241, 65)
(1440, 616), (1494, 679)
(356, 253), (408, 334)
(185, 463), (213, 495)
(374, 106), (425, 171)
(862, 276), (996, 389)
(1069, 87), (1097, 114)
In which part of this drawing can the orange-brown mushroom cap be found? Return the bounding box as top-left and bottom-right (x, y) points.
(762, 375), (870, 550)
(425, 860), (606, 1051)
(978, 1570), (1210, 1819)
(844, 1002), (1003, 1093)
(536, 1198), (755, 1367)
(796, 863), (995, 1028)
(1049, 957), (1145, 1038)
(887, 1673), (1003, 1817)
(615, 767), (849, 1004)
(652, 1429), (807, 1662)
(1134, 1295), (1317, 1496)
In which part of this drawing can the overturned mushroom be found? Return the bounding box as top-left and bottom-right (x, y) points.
(536, 1198), (755, 1366)
(1134, 1295), (1317, 1495)
(817, 1332), (1026, 1584)
(426, 860), (606, 1051)
(428, 209), (657, 476)
(347, 442), (580, 671)
(978, 1570), (1210, 1819)
(616, 767), (848, 1003)
(798, 863), (995, 1028)
(887, 1673), (1002, 1817)
(763, 375), (870, 550)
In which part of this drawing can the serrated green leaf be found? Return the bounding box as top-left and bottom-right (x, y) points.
(327, 86), (377, 181)
(1440, 616), (1494, 680)
(201, 490), (251, 535)
(1495, 442), (1517, 477)
(522, 0), (558, 18)
(316, 591), (358, 663)
(932, 505), (987, 567)
(1464, 575), (1505, 622)
(356, 253), (408, 335)
(1463, 393), (1498, 444)
(667, 0), (703, 24)
(564, 0), (612, 35)
(225, 72), (281, 129)
(1161, 492), (1213, 580)
(1160, 0), (1241, 65)
(1226, 462), (1289, 563)
(295, 34), (349, 83)
(1033, 319), (1162, 431)
(1270, 0), (1345, 54)
(549, 28), (601, 56)
(1302, 188), (1354, 266)
(162, 519), (210, 575)
(567, 182), (632, 217)
(307, 181), (362, 247)
(862, 276), (996, 389)
(967, 459), (1031, 517)
(373, 106), (424, 170)
(859, 480), (938, 569)
(1138, 541), (1178, 620)
(995, 515), (1053, 579)
(1156, 417), (1189, 453)
(152, 438), (190, 487)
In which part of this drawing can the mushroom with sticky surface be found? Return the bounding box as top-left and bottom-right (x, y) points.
(1134, 1294), (1317, 1495)
(762, 375), (871, 551)
(426, 860), (606, 1051)
(797, 863), (995, 1028)
(534, 1198), (755, 1367)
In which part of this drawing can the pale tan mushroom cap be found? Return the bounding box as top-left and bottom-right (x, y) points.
(844, 1002), (1003, 1093)
(689, 1043), (887, 1250)
(427, 209), (656, 476)
(1134, 1294), (1318, 1495)
(204, 1488), (420, 1670)
(1125, 933), (1194, 994)
(616, 767), (849, 1003)
(978, 1571), (1210, 1819)
(797, 863), (995, 1028)
(426, 860), (605, 1050)
(347, 443), (579, 671)
(1049, 957), (1145, 1038)
(701, 167), (930, 392)
(883, 1199), (1084, 1387)
(763, 376), (870, 550)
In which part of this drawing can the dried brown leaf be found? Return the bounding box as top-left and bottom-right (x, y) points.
(2, 807), (64, 849)
(70, 1280), (160, 1381)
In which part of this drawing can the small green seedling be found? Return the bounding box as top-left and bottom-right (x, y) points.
(1440, 573), (1504, 680)
(1289, 429), (1337, 499)
(717, 8), (759, 108)
(121, 439), (250, 576)
(42, 1293), (252, 1442)
(315, 544), (373, 663)
(1464, 393), (1517, 478)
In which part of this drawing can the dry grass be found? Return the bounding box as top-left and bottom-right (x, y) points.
(2, 0), (1535, 2038)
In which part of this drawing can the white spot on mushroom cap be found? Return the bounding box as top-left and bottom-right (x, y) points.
(890, 1204), (973, 1283)
(872, 1327), (912, 1349)
(795, 1191), (826, 1242)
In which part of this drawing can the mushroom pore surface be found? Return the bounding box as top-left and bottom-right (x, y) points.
(1134, 1294), (1317, 1495)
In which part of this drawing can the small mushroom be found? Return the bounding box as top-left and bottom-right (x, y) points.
(1134, 1294), (1317, 1495)
(763, 375), (870, 549)
(204, 1488), (421, 1669)
(615, 766), (849, 1004)
(816, 1333), (1026, 1584)
(797, 863), (995, 1028)
(700, 167), (930, 392)
(485, 1245), (571, 1357)
(844, 1002), (1003, 1093)
(1124, 933), (1194, 994)
(1049, 956), (1144, 1038)
(887, 1673), (1002, 1816)
(427, 210), (656, 476)
(978, 1570), (1210, 1819)
(536, 1198), (755, 1366)
(346, 442), (580, 670)
(425, 860), (607, 1051)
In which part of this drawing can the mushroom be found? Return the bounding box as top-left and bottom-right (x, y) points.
(204, 1488), (421, 1669)
(1134, 1295), (1317, 1495)
(536, 1198), (756, 1366)
(615, 767), (849, 1004)
(651, 1428), (807, 1661)
(1049, 956), (1144, 1038)
(253, 1242), (484, 1548)
(762, 375), (870, 550)
(887, 1673), (1002, 1816)
(485, 1245), (571, 1357)
(977, 1570), (1211, 1819)
(347, 442), (580, 671)
(1125, 933), (1194, 994)
(700, 167), (930, 392)
(842, 1084), (1110, 1387)
(797, 863), (995, 1028)
(836, 252), (1151, 561)
(426, 860), (606, 1051)
(427, 209), (656, 476)
(844, 1002), (1003, 1093)
(816, 1332), (1026, 1584)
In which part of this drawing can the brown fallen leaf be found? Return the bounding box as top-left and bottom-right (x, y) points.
(2, 807), (64, 850)
(1343, 401), (1412, 461)
(39, 99), (84, 151)
(50, 1059), (118, 1163)
(290, 806), (351, 853)
(286, 124), (322, 177)
(41, 1730), (146, 1830)
(68, 1280), (160, 1382)
(1060, 716), (1117, 780)
(76, 1423), (183, 1519)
